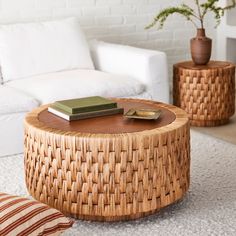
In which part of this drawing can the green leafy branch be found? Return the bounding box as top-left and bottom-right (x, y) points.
(201, 0), (236, 27)
(146, 0), (236, 30)
(145, 5), (198, 29)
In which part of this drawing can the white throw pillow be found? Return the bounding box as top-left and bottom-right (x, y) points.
(0, 18), (94, 82)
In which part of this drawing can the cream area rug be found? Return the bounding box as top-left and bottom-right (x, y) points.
(0, 130), (236, 236)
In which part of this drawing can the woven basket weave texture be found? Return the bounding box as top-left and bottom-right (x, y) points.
(173, 61), (235, 127)
(24, 99), (190, 221)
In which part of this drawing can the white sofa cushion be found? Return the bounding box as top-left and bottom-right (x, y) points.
(0, 18), (94, 82)
(0, 86), (39, 114)
(6, 69), (145, 104)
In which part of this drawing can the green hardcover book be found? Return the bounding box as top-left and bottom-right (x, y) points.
(54, 96), (117, 114)
(48, 105), (124, 121)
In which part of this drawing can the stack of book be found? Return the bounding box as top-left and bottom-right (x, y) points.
(48, 96), (124, 121)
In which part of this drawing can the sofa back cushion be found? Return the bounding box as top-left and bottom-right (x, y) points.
(0, 18), (94, 82)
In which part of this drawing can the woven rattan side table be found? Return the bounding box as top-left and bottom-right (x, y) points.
(24, 98), (190, 221)
(173, 61), (235, 127)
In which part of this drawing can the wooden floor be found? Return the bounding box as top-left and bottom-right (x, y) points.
(193, 100), (236, 145)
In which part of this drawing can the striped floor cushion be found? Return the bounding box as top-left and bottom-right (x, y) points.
(0, 192), (74, 236)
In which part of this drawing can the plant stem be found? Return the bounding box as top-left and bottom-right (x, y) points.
(195, 0), (204, 28)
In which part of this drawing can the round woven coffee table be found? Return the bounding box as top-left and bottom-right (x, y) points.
(173, 61), (235, 127)
(24, 98), (190, 221)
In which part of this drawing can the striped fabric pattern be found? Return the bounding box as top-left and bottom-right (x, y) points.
(0, 193), (73, 236)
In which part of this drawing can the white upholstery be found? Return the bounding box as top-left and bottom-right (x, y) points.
(6, 69), (145, 104)
(0, 112), (25, 157)
(0, 86), (38, 114)
(90, 40), (169, 103)
(0, 18), (94, 82)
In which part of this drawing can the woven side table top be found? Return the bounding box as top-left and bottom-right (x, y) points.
(173, 61), (235, 127)
(24, 98), (190, 221)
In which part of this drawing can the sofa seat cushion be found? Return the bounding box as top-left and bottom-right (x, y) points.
(0, 86), (39, 114)
(6, 69), (145, 104)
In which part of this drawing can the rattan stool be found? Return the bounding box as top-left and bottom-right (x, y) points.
(24, 98), (190, 221)
(173, 61), (235, 127)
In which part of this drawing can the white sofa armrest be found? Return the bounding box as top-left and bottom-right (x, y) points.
(90, 40), (169, 103)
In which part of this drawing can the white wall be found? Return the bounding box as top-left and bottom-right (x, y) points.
(217, 0), (236, 62)
(0, 0), (216, 84)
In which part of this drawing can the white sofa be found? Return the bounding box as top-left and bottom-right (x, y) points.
(0, 18), (169, 157)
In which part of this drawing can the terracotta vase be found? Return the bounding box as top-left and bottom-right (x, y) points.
(190, 28), (212, 65)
